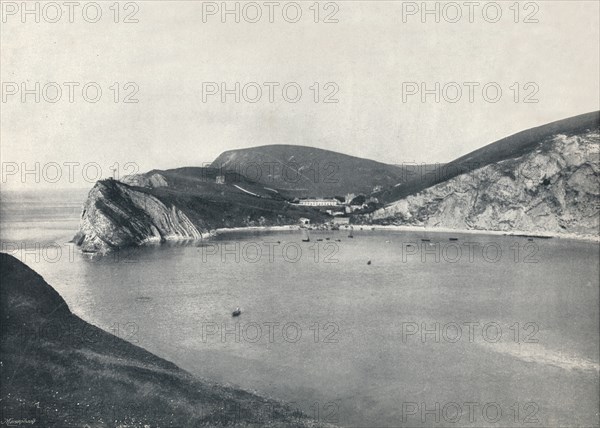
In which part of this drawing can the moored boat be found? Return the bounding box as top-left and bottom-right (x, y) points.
(302, 229), (310, 242)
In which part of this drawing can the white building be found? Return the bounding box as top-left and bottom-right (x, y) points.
(332, 217), (350, 225)
(296, 198), (340, 207)
(299, 217), (311, 226)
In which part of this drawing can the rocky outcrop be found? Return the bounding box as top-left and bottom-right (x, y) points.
(74, 180), (202, 253)
(369, 131), (600, 239)
(74, 176), (329, 253)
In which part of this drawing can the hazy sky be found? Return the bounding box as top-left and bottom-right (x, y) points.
(1, 0), (599, 190)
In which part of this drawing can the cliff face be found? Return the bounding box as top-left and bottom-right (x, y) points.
(74, 173), (329, 253)
(74, 180), (201, 253)
(369, 131), (600, 238)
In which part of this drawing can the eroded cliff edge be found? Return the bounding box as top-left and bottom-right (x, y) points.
(74, 180), (200, 253)
(74, 172), (327, 253)
(368, 130), (600, 239)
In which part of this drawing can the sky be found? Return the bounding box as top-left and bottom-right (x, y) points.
(1, 0), (599, 190)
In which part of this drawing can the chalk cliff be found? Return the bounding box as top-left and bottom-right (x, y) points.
(369, 130), (600, 239)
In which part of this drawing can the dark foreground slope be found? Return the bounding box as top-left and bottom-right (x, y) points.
(0, 254), (326, 427)
(377, 111), (600, 203)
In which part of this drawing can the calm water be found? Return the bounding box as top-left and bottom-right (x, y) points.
(2, 190), (599, 427)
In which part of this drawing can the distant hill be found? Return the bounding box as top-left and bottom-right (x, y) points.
(211, 144), (412, 198)
(369, 111), (600, 238)
(377, 111), (600, 203)
(0, 253), (325, 427)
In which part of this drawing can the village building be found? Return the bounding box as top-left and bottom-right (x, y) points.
(296, 198), (340, 207)
(332, 217), (350, 225)
(299, 217), (311, 226)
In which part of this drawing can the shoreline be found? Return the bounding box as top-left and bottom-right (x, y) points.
(209, 223), (600, 243)
(212, 224), (298, 236)
(63, 223), (599, 255)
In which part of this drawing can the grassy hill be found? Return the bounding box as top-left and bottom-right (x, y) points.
(0, 253), (327, 427)
(377, 111), (600, 203)
(211, 144), (409, 198)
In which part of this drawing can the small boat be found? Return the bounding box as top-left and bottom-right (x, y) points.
(515, 234), (552, 240)
(301, 229), (310, 242)
(232, 307), (241, 317)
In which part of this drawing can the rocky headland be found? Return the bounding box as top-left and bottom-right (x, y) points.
(73, 168), (329, 253)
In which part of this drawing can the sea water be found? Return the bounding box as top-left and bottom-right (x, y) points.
(2, 189), (598, 427)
